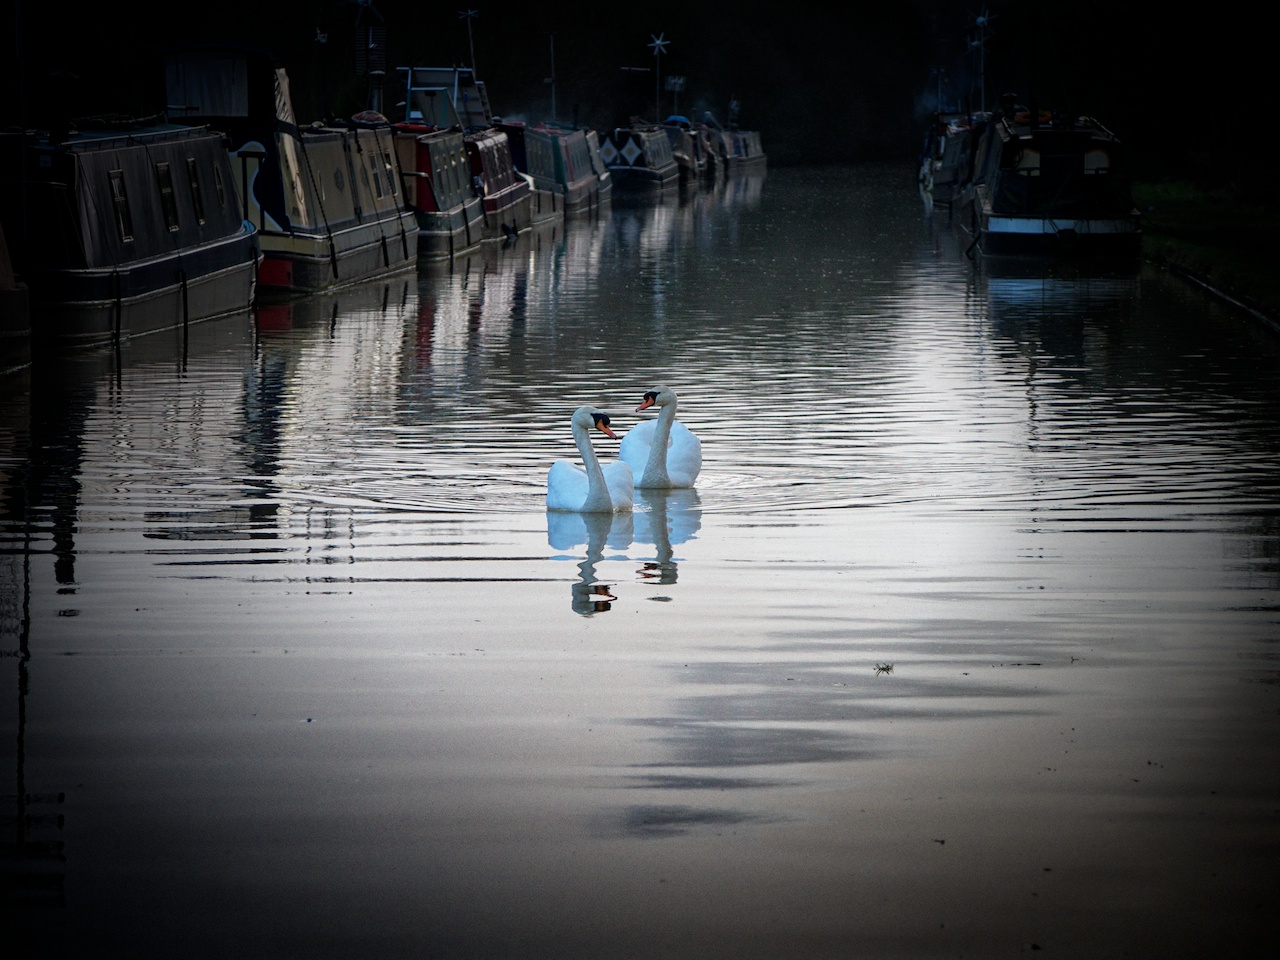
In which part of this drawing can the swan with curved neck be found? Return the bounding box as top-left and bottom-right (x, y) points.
(547, 406), (634, 513)
(619, 387), (702, 488)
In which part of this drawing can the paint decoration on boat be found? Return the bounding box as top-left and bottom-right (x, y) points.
(0, 118), (261, 349)
(164, 46), (418, 296)
(959, 102), (1141, 259)
(597, 123), (680, 195)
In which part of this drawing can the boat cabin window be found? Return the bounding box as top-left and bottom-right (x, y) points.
(213, 164), (227, 209)
(186, 157), (206, 224)
(1015, 148), (1041, 176)
(383, 153), (399, 197)
(368, 155), (385, 200)
(156, 162), (181, 232)
(108, 170), (134, 243)
(1083, 148), (1111, 174)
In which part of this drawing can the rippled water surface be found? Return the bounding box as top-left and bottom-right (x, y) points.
(4, 165), (1278, 958)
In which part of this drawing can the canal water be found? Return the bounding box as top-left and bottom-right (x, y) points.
(3, 165), (1278, 958)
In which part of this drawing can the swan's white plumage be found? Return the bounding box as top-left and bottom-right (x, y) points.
(619, 387), (702, 488)
(547, 406), (634, 513)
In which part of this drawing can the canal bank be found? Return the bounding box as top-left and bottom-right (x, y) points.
(1136, 180), (1280, 332)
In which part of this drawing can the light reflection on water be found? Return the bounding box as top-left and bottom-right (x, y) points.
(3, 164), (1278, 957)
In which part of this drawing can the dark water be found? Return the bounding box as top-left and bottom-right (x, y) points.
(3, 165), (1278, 958)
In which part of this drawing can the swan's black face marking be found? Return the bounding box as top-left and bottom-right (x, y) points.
(593, 413), (618, 438)
(637, 391), (659, 412)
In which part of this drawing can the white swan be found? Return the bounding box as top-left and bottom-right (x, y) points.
(619, 387), (702, 488)
(546, 406), (634, 513)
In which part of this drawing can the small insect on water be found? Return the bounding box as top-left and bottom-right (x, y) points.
(874, 662), (893, 675)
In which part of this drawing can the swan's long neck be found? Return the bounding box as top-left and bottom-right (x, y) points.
(642, 400), (675, 487)
(575, 422), (613, 512)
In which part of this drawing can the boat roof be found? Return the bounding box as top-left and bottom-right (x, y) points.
(33, 118), (217, 150)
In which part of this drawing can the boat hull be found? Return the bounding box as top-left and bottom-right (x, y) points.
(254, 209), (419, 296)
(977, 213), (1142, 258)
(28, 233), (259, 348)
(414, 202), (485, 260)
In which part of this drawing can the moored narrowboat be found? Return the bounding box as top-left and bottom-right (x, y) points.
(597, 124), (680, 197)
(164, 46), (418, 296)
(918, 111), (988, 210)
(396, 64), (532, 243)
(0, 118), (260, 349)
(959, 101), (1141, 259)
(392, 124), (485, 260)
(496, 120), (607, 221)
(712, 128), (767, 174)
(465, 128), (533, 242)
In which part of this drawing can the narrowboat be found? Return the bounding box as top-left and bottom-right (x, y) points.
(660, 117), (715, 184)
(918, 111), (988, 211)
(164, 46), (418, 296)
(597, 124), (680, 196)
(496, 120), (607, 221)
(492, 121), (561, 227)
(712, 128), (767, 174)
(396, 65), (531, 243)
(584, 131), (614, 207)
(0, 119), (260, 349)
(465, 128), (533, 242)
(959, 102), (1142, 259)
(392, 124), (485, 260)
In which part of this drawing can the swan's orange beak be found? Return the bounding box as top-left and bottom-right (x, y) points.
(636, 397), (656, 412)
(597, 423), (618, 439)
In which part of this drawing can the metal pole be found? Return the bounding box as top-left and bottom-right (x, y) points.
(648, 34), (668, 122)
(459, 10), (478, 75)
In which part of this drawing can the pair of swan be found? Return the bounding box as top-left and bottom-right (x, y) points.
(546, 387), (702, 513)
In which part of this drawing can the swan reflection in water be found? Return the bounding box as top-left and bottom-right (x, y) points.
(548, 511), (633, 615)
(632, 488), (702, 588)
(546, 489), (702, 614)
